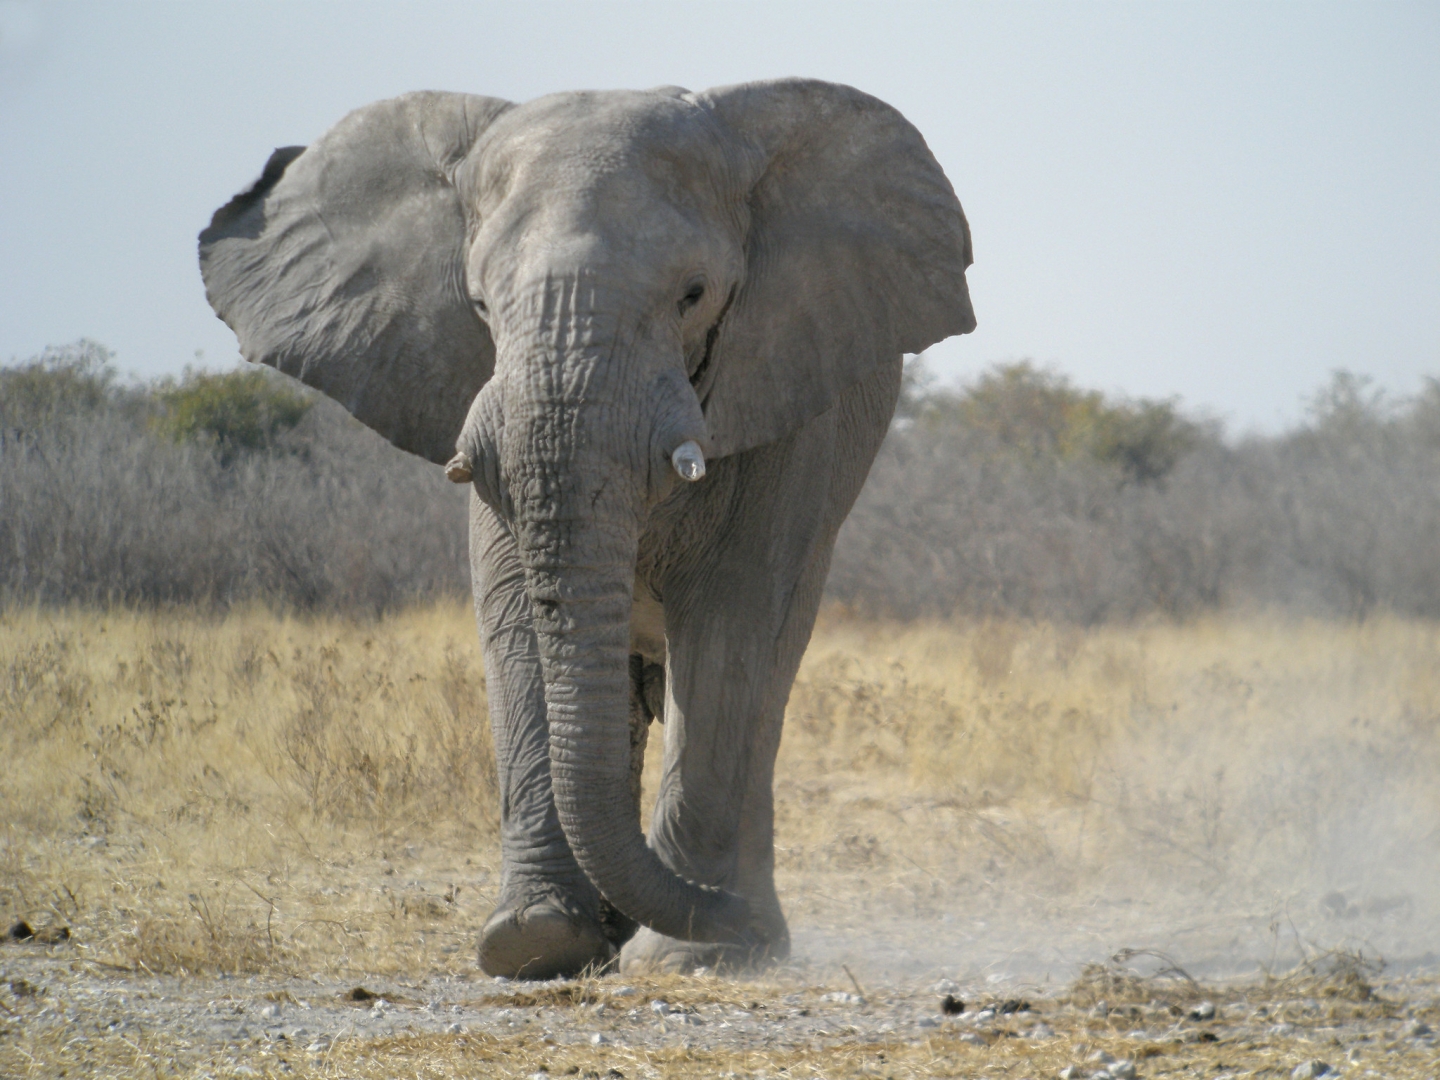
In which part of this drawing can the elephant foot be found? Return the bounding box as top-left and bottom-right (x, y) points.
(478, 894), (615, 980)
(618, 923), (790, 975)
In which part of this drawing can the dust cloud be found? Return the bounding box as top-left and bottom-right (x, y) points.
(767, 616), (1440, 991)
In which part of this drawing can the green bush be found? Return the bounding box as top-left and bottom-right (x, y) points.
(909, 360), (1204, 483)
(0, 340), (118, 427)
(153, 367), (312, 463)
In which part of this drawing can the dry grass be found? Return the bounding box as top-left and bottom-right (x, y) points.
(777, 612), (1440, 959)
(3, 605), (1439, 1077)
(0, 604), (498, 977)
(4, 604), (1439, 980)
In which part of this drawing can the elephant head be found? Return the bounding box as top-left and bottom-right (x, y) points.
(199, 79), (975, 946)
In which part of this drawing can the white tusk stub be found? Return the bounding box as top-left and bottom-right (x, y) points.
(671, 440), (706, 482)
(444, 452), (474, 484)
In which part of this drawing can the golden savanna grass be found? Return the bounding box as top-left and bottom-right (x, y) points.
(782, 615), (1440, 910)
(3, 603), (1437, 981)
(1, 604), (500, 977)
(4, 605), (1440, 1078)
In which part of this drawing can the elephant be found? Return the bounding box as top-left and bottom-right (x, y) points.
(198, 78), (975, 979)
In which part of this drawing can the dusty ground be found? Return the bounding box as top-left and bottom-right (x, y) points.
(3, 606), (1438, 1077)
(2, 939), (1437, 1078)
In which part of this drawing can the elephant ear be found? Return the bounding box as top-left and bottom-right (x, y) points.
(693, 79), (976, 457)
(199, 91), (512, 464)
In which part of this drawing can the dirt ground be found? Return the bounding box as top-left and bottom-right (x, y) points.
(2, 932), (1437, 1079)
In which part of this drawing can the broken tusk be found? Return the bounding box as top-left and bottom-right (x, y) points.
(671, 440), (706, 482)
(444, 453), (474, 484)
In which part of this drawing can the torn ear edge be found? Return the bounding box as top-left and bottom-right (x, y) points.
(201, 146), (307, 243)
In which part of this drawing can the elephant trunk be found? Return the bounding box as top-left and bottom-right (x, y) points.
(497, 297), (745, 944)
(526, 550), (746, 942)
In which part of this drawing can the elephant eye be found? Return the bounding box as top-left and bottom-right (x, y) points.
(677, 283), (705, 316)
(472, 297), (489, 317)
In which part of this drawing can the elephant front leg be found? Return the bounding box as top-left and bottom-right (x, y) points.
(618, 487), (823, 972)
(471, 498), (622, 979)
(619, 358), (900, 975)
(618, 600), (796, 975)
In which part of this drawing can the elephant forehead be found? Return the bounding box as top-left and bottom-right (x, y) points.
(460, 92), (745, 307)
(469, 90), (735, 207)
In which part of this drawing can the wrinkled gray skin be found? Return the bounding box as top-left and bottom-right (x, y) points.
(199, 79), (975, 979)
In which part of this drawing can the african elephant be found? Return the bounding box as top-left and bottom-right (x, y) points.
(199, 79), (975, 978)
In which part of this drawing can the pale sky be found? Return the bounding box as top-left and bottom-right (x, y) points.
(2, 1), (1437, 432)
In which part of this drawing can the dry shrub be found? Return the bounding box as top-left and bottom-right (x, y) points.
(1067, 948), (1204, 1007)
(1, 345), (470, 612)
(118, 889), (282, 976)
(833, 365), (1440, 623)
(9, 347), (1440, 627)
(1264, 948), (1386, 1004)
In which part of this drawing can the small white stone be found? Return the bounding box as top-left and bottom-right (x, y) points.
(1291, 1062), (1334, 1080)
(959, 1032), (986, 1046)
(1089, 1050), (1117, 1065)
(1189, 1001), (1216, 1021)
(931, 979), (961, 994)
(446, 1023), (463, 1034)
(917, 1017), (939, 1028)
(649, 999), (671, 1015)
(612, 986), (638, 997)
(259, 1003), (282, 1020)
(1111, 1061), (1138, 1080)
(590, 1032), (608, 1045)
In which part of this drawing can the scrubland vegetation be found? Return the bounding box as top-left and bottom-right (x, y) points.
(3, 343), (1438, 1077)
(832, 360), (1440, 622)
(6, 341), (1440, 621)
(0, 342), (466, 612)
